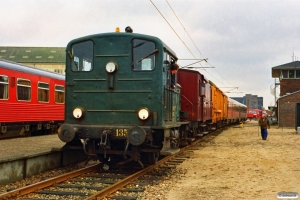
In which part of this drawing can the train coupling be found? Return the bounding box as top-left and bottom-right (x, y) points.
(160, 129), (180, 155)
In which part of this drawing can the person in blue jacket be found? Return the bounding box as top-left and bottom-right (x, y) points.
(258, 114), (270, 140)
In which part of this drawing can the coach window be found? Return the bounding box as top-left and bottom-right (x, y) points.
(55, 85), (65, 104)
(71, 41), (93, 71)
(132, 39), (156, 71)
(0, 75), (8, 100)
(17, 79), (31, 101)
(38, 82), (49, 102)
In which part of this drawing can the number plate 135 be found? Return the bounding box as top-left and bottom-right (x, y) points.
(115, 129), (128, 137)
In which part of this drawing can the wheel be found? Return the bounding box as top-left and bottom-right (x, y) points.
(147, 152), (160, 164)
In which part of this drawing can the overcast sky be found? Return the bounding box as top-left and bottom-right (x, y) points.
(1, 0), (299, 107)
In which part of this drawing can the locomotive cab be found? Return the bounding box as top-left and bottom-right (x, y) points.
(58, 28), (189, 167)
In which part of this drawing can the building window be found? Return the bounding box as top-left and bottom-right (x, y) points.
(0, 75), (8, 100)
(17, 79), (31, 101)
(54, 69), (64, 74)
(289, 70), (295, 78)
(38, 82), (49, 102)
(281, 70), (300, 79)
(296, 70), (300, 78)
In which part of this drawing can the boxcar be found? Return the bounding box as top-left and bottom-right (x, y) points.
(0, 59), (65, 139)
(210, 81), (228, 128)
(177, 68), (212, 135)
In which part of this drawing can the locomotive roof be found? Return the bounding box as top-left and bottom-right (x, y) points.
(67, 32), (178, 59)
(0, 59), (65, 81)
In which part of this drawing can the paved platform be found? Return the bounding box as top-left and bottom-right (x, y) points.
(0, 134), (65, 162)
(0, 134), (88, 185)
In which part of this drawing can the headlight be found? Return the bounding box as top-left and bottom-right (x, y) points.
(73, 108), (83, 119)
(138, 108), (149, 120)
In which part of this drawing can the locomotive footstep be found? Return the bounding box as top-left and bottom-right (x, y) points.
(103, 164), (109, 170)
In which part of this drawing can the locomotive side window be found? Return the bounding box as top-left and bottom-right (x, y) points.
(71, 41), (93, 71)
(132, 39), (156, 71)
(17, 79), (31, 101)
(164, 53), (177, 86)
(38, 82), (49, 103)
(0, 75), (8, 100)
(55, 85), (65, 104)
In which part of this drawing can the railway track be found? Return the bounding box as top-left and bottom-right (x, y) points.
(0, 126), (226, 200)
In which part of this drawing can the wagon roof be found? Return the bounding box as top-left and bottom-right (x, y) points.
(178, 68), (209, 81)
(0, 59), (65, 81)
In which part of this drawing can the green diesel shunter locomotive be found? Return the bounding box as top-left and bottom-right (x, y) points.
(58, 27), (190, 167)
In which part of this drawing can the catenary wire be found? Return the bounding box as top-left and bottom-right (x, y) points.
(151, 0), (241, 93)
(166, 0), (237, 90)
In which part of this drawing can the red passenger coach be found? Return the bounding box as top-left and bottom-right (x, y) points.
(0, 59), (65, 139)
(227, 98), (247, 123)
(247, 109), (262, 120)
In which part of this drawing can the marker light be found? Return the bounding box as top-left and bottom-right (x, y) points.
(106, 62), (117, 73)
(116, 27), (120, 32)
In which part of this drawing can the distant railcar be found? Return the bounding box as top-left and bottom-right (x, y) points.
(0, 59), (65, 139)
(178, 69), (246, 132)
(228, 98), (247, 123)
(247, 109), (262, 120)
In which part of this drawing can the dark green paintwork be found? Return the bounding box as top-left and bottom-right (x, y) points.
(64, 32), (180, 129)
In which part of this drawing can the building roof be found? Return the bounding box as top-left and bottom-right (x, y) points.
(272, 61), (300, 78)
(0, 46), (65, 63)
